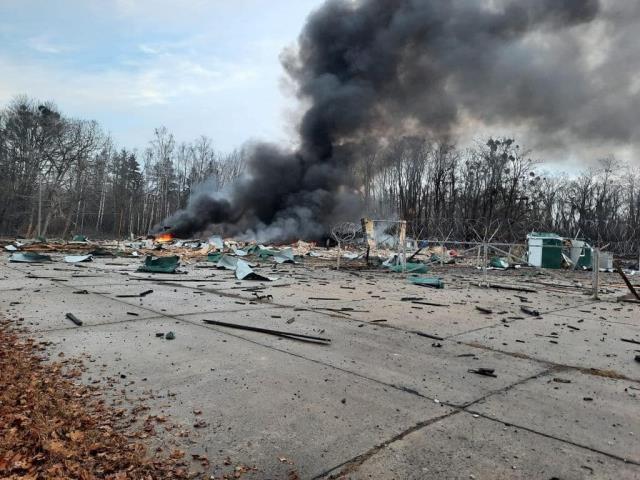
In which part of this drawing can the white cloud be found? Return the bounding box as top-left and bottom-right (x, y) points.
(27, 35), (67, 54)
(0, 49), (259, 107)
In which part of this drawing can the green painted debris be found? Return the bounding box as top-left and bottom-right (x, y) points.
(9, 252), (52, 263)
(247, 244), (279, 258)
(489, 257), (509, 269)
(165, 331), (176, 340)
(72, 234), (87, 242)
(137, 255), (179, 273)
(273, 247), (295, 264)
(235, 259), (278, 281)
(387, 262), (429, 273)
(408, 275), (445, 289)
(207, 252), (223, 262)
(215, 255), (276, 281)
(35, 236), (47, 243)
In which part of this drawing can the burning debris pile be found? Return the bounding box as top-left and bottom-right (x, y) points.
(158, 0), (616, 243)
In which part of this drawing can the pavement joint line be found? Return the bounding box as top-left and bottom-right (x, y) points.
(457, 339), (640, 384)
(312, 410), (462, 480)
(47, 281), (278, 321)
(463, 409), (640, 467)
(25, 315), (167, 334)
(444, 298), (635, 340)
(458, 365), (560, 410)
(544, 311), (640, 329)
(318, 365), (640, 479)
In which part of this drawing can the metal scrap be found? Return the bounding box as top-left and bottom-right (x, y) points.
(202, 319), (331, 345)
(65, 313), (83, 326)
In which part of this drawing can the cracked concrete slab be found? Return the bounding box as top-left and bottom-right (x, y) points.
(454, 311), (640, 380)
(31, 317), (452, 479)
(470, 369), (640, 463)
(326, 412), (640, 479)
(2, 255), (639, 478)
(179, 308), (548, 406)
(0, 285), (152, 330)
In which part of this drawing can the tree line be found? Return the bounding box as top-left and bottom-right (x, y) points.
(359, 137), (640, 254)
(0, 97), (638, 254)
(0, 97), (246, 239)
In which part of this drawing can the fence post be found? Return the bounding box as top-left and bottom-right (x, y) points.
(483, 242), (488, 286)
(592, 247), (600, 300)
(398, 220), (407, 273)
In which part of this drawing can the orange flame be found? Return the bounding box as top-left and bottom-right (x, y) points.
(155, 233), (174, 243)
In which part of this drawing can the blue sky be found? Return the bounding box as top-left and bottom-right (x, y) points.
(0, 0), (323, 151)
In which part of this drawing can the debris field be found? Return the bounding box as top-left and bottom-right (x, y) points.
(1, 240), (639, 479)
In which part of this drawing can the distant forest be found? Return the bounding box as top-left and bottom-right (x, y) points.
(1, 96), (639, 254)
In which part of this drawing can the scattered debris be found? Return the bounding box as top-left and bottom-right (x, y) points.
(65, 313), (83, 326)
(468, 368), (497, 378)
(137, 255), (180, 273)
(617, 268), (640, 301)
(9, 252), (52, 263)
(408, 275), (444, 289)
(487, 284), (537, 293)
(400, 297), (448, 307)
(621, 338), (640, 346)
(64, 254), (93, 263)
(413, 331), (444, 341)
(116, 289), (154, 298)
(552, 378), (572, 384)
(203, 319), (331, 345)
(489, 257), (509, 269)
(520, 306), (540, 317)
(387, 262), (429, 273)
(236, 259), (278, 281)
(165, 331), (176, 340)
(252, 292), (274, 302)
(475, 306), (493, 314)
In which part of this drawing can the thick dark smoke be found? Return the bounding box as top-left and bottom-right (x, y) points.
(161, 0), (640, 242)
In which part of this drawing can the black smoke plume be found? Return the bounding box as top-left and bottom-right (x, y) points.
(161, 0), (639, 242)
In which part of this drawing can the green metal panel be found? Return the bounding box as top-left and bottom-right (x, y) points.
(540, 237), (563, 269)
(137, 255), (180, 273)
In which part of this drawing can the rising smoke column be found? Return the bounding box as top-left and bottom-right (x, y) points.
(161, 0), (621, 241)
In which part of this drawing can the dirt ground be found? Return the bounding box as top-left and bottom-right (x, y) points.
(1, 250), (639, 479)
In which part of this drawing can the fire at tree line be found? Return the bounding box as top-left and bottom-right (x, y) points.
(0, 95), (639, 252)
